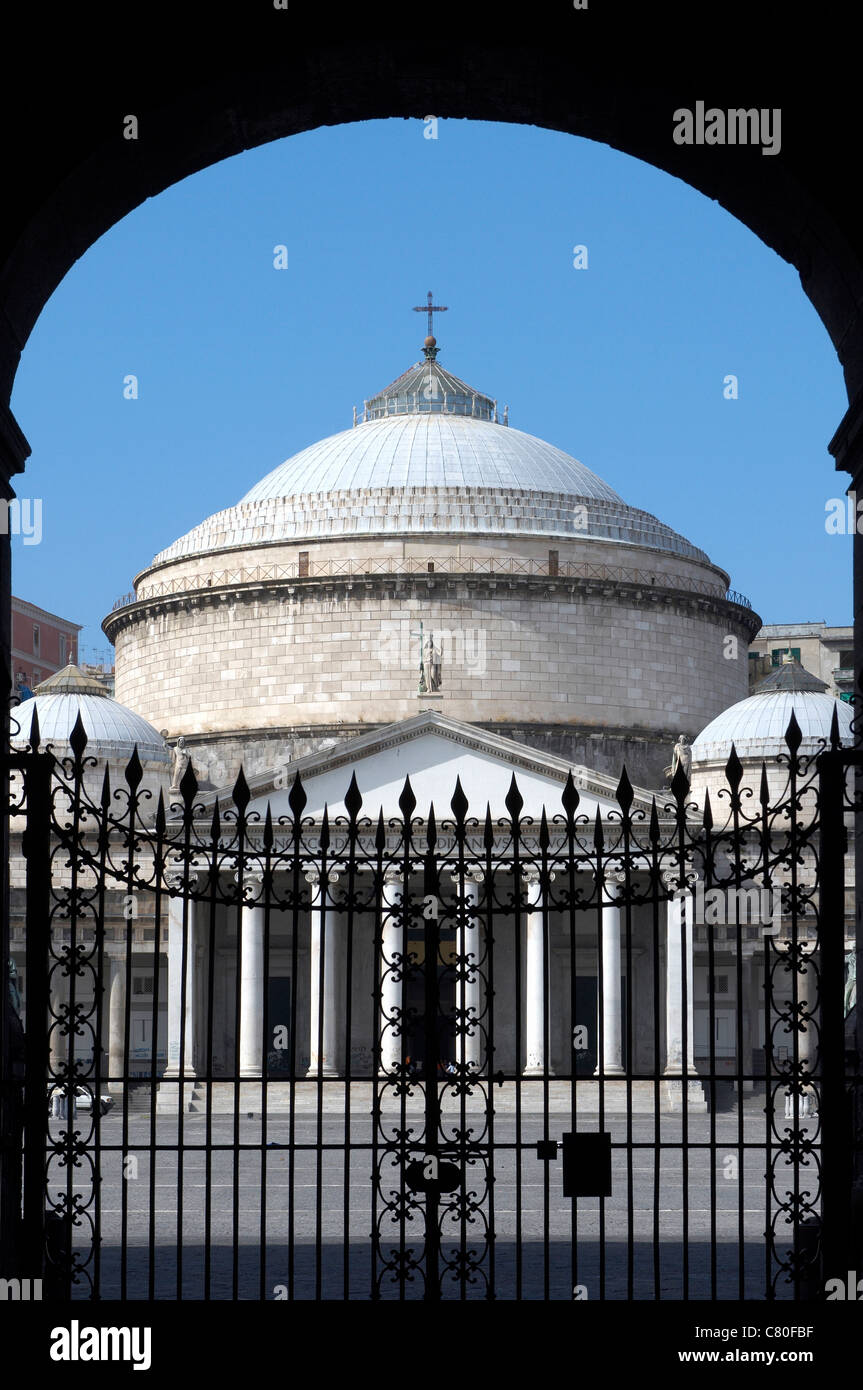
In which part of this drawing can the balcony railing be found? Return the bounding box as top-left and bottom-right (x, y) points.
(110, 556), (753, 614)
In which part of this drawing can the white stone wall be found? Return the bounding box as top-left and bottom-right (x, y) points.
(112, 581), (751, 742)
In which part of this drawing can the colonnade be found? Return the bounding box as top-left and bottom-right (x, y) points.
(147, 868), (704, 1084)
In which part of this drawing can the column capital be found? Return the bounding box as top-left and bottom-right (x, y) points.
(165, 864), (204, 891)
(600, 868), (627, 901)
(662, 867), (699, 894)
(304, 867), (341, 887)
(522, 867), (555, 886)
(449, 867), (484, 886)
(383, 867), (404, 886)
(234, 868), (265, 890)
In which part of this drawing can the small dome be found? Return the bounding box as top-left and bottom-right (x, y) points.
(692, 688), (853, 762)
(10, 665), (169, 763)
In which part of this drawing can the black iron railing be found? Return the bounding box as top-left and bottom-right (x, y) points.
(0, 708), (856, 1300)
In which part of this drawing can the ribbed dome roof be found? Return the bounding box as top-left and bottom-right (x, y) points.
(240, 415), (625, 503)
(150, 351), (713, 566)
(11, 667), (169, 762)
(692, 689), (853, 761)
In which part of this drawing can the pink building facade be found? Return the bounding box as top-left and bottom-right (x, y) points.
(11, 595), (81, 694)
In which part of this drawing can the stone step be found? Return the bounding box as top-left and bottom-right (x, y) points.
(146, 1079), (692, 1116)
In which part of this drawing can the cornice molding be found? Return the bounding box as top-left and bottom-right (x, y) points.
(104, 570), (760, 642)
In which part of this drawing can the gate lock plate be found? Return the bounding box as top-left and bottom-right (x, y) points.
(560, 1132), (612, 1198)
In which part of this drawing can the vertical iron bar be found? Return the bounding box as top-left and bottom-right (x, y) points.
(595, 827), (606, 1300)
(287, 797), (303, 1301)
(483, 812), (496, 1301)
(512, 827), (523, 1301)
(20, 750), (52, 1283)
(92, 769), (111, 1301)
(258, 840), (273, 1303)
(680, 881), (689, 1300)
(818, 746), (852, 1285)
(733, 859), (744, 1300)
(423, 843), (440, 1302)
(175, 877), (191, 1300)
(146, 865), (164, 1303)
(788, 749), (801, 1301)
(370, 838), (384, 1302)
(203, 832), (219, 1301)
(564, 801), (578, 1303)
(623, 864), (635, 1301)
(230, 840), (244, 1300)
(706, 856), (717, 1300)
(119, 776), (135, 1301)
(342, 839), (356, 1303)
(650, 821), (661, 1300)
(314, 826), (329, 1302)
(764, 929), (773, 1300)
(540, 831), (551, 1301)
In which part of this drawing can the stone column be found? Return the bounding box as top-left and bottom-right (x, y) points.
(798, 953), (814, 1068)
(455, 870), (483, 1073)
(48, 966), (69, 1077)
(380, 871), (404, 1073)
(107, 956), (126, 1097)
(238, 874), (265, 1078)
(48, 966), (70, 1118)
(595, 873), (624, 1077)
(306, 868), (341, 1077)
(796, 951), (815, 1117)
(523, 870), (551, 1077)
(664, 886), (696, 1074)
(741, 953), (757, 1093)
(163, 877), (197, 1079)
(662, 874), (706, 1110)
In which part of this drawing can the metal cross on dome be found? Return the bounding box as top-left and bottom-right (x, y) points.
(413, 291), (448, 338)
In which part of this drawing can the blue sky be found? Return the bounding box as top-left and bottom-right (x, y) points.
(9, 117), (850, 662)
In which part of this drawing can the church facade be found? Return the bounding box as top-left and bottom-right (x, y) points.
(8, 321), (853, 1112)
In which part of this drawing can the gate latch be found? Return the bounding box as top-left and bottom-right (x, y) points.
(536, 1139), (559, 1161)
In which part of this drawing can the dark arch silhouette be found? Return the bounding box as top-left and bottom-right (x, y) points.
(1, 0), (862, 1284)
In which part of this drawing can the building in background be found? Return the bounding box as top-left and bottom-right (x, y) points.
(10, 595), (81, 698)
(78, 661), (115, 696)
(748, 622), (854, 699)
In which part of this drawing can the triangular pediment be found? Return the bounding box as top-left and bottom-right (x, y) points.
(236, 711), (653, 823)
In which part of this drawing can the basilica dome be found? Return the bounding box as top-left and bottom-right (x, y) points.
(151, 357), (708, 565)
(104, 333), (759, 788)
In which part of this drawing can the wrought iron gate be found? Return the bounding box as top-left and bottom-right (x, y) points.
(0, 710), (857, 1300)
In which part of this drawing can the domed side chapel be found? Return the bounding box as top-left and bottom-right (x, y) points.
(7, 312), (854, 1109)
